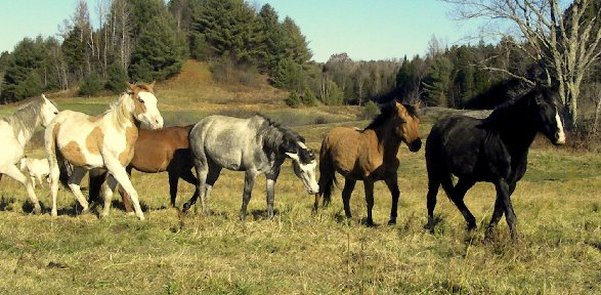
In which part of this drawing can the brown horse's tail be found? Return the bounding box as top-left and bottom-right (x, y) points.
(317, 140), (337, 208)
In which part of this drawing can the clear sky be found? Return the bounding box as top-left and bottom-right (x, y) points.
(0, 0), (482, 62)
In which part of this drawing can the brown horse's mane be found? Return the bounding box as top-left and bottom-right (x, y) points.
(363, 100), (418, 131)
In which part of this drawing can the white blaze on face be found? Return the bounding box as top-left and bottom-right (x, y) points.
(137, 92), (164, 129)
(555, 108), (566, 144)
(286, 143), (320, 194)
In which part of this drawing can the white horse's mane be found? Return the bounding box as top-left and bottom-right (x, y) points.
(105, 92), (134, 129)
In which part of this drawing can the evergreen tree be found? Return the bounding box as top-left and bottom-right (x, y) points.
(1, 37), (47, 102)
(423, 55), (453, 106)
(258, 3), (285, 73)
(128, 0), (185, 81)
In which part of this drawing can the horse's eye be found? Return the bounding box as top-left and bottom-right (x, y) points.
(54, 111), (59, 115)
(138, 97), (145, 104)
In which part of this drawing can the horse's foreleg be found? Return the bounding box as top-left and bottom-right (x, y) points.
(486, 182), (516, 237)
(67, 167), (90, 215)
(384, 175), (400, 225)
(118, 166), (133, 213)
(363, 180), (375, 226)
(495, 179), (517, 240)
(100, 174), (119, 218)
(0, 164), (41, 214)
(105, 160), (144, 220)
(240, 170), (257, 221)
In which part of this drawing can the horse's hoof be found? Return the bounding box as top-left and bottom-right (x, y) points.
(51, 209), (58, 217)
(182, 203), (191, 213)
(137, 214), (145, 221)
(33, 205), (42, 215)
(466, 224), (477, 231)
(387, 219), (397, 225)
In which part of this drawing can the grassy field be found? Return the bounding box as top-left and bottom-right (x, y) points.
(0, 62), (600, 294)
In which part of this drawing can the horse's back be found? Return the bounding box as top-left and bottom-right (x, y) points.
(190, 115), (258, 169)
(321, 126), (365, 176)
(427, 115), (509, 179)
(131, 125), (194, 172)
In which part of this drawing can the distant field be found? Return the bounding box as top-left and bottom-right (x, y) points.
(0, 61), (599, 294)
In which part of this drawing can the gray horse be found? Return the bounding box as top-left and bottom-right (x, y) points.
(184, 114), (320, 219)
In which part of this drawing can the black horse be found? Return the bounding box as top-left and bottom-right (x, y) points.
(425, 85), (566, 239)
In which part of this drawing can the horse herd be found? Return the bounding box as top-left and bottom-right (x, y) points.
(0, 82), (566, 239)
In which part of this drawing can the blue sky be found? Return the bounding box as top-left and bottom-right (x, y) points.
(0, 0), (483, 62)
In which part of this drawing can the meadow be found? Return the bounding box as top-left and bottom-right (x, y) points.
(0, 61), (599, 294)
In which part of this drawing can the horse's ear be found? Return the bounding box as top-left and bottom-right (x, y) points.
(127, 82), (136, 94)
(40, 93), (47, 101)
(149, 80), (156, 92)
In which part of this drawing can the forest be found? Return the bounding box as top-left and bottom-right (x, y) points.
(1, 0), (600, 133)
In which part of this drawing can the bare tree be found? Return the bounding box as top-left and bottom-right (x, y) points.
(443, 0), (601, 127)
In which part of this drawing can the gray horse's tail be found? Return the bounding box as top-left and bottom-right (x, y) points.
(317, 141), (337, 208)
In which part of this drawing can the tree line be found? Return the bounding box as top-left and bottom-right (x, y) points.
(1, 0), (600, 132)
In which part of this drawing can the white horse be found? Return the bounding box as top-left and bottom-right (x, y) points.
(45, 82), (164, 220)
(0, 94), (59, 213)
(19, 157), (51, 189)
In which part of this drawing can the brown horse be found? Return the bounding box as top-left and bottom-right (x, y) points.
(88, 125), (198, 211)
(316, 101), (422, 226)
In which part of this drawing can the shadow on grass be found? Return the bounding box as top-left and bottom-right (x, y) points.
(249, 209), (280, 221)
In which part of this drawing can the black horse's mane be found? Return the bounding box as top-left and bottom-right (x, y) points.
(256, 114), (315, 163)
(480, 85), (555, 128)
(364, 100), (418, 131)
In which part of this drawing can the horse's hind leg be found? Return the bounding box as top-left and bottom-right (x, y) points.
(447, 178), (476, 230)
(240, 170), (258, 221)
(179, 168), (200, 209)
(168, 171), (179, 208)
(427, 176), (441, 233)
(66, 166), (90, 215)
(0, 164), (41, 214)
(100, 174), (119, 218)
(342, 178), (356, 219)
(384, 175), (400, 225)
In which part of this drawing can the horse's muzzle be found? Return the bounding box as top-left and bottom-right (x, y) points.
(408, 139), (422, 152)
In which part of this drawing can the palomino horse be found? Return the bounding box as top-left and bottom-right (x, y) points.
(185, 115), (320, 220)
(88, 125), (198, 211)
(425, 85), (565, 239)
(0, 94), (59, 213)
(317, 101), (422, 226)
(45, 82), (164, 220)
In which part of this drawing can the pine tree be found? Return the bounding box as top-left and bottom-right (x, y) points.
(128, 0), (185, 81)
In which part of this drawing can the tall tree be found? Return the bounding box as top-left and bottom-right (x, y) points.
(128, 0), (185, 81)
(444, 0), (601, 127)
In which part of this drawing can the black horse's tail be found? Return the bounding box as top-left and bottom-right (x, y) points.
(317, 140), (337, 209)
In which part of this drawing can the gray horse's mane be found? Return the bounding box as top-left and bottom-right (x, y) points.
(1, 99), (45, 138)
(256, 114), (315, 163)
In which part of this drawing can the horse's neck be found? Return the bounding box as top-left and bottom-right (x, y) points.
(489, 105), (537, 155)
(10, 109), (41, 147)
(370, 124), (402, 160)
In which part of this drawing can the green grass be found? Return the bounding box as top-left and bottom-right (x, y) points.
(0, 120), (600, 294)
(1, 62), (599, 294)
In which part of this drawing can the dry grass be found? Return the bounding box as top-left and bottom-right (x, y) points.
(1, 62), (599, 294)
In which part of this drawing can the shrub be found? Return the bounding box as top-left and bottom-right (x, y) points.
(302, 88), (317, 106)
(285, 91), (302, 108)
(79, 74), (104, 96)
(359, 100), (380, 120)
